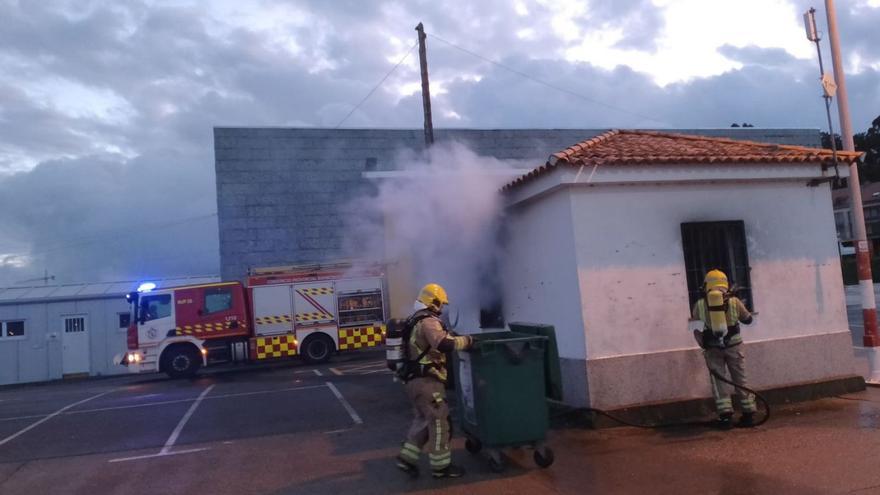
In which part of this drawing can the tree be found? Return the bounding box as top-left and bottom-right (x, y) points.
(824, 115), (880, 187)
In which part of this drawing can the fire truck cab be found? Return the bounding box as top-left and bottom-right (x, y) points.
(121, 263), (387, 378)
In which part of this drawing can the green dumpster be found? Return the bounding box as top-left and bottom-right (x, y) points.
(507, 322), (564, 402)
(454, 331), (554, 471)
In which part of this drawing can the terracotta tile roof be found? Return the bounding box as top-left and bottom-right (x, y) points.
(503, 130), (863, 191)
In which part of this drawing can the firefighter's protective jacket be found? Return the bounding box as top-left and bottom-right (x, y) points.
(408, 315), (471, 383)
(692, 296), (753, 347)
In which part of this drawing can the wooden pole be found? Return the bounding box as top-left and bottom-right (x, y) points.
(415, 22), (434, 147)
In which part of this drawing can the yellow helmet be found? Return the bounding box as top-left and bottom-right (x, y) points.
(704, 269), (729, 292)
(417, 283), (449, 311)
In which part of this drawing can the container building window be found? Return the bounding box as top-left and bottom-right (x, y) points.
(1, 321), (25, 339)
(118, 313), (131, 330)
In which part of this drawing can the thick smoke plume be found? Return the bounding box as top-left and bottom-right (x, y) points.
(345, 142), (528, 331)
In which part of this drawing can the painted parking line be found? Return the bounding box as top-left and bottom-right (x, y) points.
(313, 369), (324, 377)
(327, 360), (387, 376)
(110, 384), (215, 463)
(107, 383), (330, 463)
(325, 382), (363, 425)
(0, 389), (116, 447)
(108, 447), (211, 463)
(161, 385), (215, 454)
(339, 361), (386, 372)
(0, 384), (328, 423)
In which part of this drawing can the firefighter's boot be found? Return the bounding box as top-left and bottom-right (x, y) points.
(432, 463), (466, 479)
(737, 412), (755, 428)
(716, 412), (734, 430)
(396, 456), (420, 478)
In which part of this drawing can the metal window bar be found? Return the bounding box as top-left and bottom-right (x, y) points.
(681, 221), (753, 311)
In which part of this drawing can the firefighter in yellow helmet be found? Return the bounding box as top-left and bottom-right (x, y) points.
(396, 283), (473, 479)
(691, 269), (757, 429)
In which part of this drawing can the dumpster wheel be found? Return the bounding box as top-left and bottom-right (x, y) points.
(487, 450), (506, 473)
(533, 445), (555, 468)
(465, 436), (482, 454)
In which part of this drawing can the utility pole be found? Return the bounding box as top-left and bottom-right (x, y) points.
(415, 22), (434, 147)
(824, 1), (880, 358)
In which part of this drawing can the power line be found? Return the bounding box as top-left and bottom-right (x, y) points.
(335, 41), (419, 129)
(427, 33), (668, 126)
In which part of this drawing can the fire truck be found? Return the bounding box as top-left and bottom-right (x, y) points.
(119, 263), (387, 378)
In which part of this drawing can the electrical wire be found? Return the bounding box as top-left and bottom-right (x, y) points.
(427, 32), (668, 126)
(334, 41), (419, 129)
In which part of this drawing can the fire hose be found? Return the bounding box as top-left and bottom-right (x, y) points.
(574, 368), (770, 429)
(556, 321), (771, 429)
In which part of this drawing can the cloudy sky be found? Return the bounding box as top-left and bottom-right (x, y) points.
(0, 0), (878, 286)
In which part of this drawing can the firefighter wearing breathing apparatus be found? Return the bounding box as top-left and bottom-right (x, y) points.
(691, 269), (757, 429)
(396, 283), (473, 479)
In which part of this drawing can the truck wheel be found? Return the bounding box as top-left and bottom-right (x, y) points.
(302, 334), (335, 364)
(162, 345), (201, 379)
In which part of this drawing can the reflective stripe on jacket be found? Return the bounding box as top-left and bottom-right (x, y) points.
(408, 315), (470, 383)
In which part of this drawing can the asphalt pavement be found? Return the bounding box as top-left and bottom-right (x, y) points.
(3, 341), (880, 494)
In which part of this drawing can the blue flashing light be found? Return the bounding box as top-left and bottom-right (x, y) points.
(137, 282), (157, 293)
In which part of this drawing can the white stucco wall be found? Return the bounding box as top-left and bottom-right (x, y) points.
(501, 161), (854, 407)
(568, 180), (848, 359)
(501, 190), (586, 360)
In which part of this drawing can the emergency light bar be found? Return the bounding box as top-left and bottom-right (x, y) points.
(137, 282), (157, 293)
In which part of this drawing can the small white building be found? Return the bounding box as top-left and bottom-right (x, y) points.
(501, 130), (862, 409)
(0, 276), (217, 386)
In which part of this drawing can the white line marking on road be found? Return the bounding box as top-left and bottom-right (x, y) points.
(325, 382), (363, 425)
(0, 385), (327, 422)
(161, 385), (214, 455)
(329, 368), (343, 376)
(340, 361), (385, 372)
(359, 368), (390, 375)
(323, 428), (352, 434)
(109, 447), (210, 463)
(0, 389), (115, 447)
(313, 369), (324, 376)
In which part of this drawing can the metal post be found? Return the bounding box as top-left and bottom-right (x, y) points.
(805, 8), (840, 178)
(415, 22), (434, 147)
(824, 0), (879, 349)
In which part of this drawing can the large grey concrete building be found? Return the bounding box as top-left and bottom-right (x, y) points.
(213, 127), (822, 282)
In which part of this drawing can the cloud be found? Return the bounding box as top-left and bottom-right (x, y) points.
(0, 0), (877, 285)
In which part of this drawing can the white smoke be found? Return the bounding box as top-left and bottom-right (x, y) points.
(344, 142), (530, 332)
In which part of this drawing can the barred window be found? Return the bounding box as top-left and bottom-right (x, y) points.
(681, 221), (753, 310)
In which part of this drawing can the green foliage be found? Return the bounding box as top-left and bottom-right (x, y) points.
(824, 115), (880, 187)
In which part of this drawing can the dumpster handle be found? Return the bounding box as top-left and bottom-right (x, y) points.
(503, 340), (531, 365)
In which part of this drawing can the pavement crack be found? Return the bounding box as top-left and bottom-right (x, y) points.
(848, 483), (880, 494)
(0, 461), (27, 487)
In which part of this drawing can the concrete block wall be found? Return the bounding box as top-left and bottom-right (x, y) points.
(214, 127), (821, 282)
